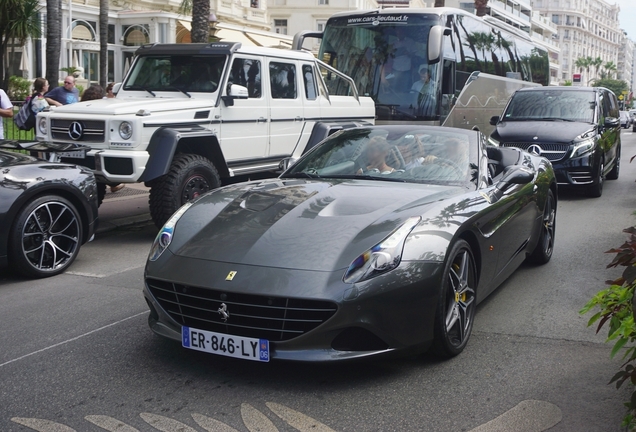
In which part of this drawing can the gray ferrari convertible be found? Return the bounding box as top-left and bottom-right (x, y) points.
(143, 125), (556, 362)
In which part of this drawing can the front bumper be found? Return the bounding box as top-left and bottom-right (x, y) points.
(552, 152), (600, 186)
(60, 149), (149, 183)
(143, 252), (443, 362)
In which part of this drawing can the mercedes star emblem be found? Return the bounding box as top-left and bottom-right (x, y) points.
(68, 121), (84, 140)
(527, 144), (542, 156)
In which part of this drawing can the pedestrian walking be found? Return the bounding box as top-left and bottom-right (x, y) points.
(0, 87), (14, 139)
(45, 76), (79, 106)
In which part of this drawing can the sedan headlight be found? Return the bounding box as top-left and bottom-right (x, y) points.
(344, 216), (421, 284)
(38, 117), (47, 135)
(572, 138), (595, 158)
(148, 202), (194, 261)
(119, 121), (133, 140)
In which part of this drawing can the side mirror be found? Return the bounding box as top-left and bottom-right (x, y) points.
(481, 166), (534, 204)
(278, 157), (298, 171)
(428, 26), (451, 65)
(604, 117), (620, 128)
(222, 84), (249, 107)
(490, 115), (500, 126)
(112, 82), (122, 95)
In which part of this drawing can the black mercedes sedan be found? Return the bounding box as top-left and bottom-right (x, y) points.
(144, 126), (557, 362)
(489, 86), (621, 197)
(0, 149), (98, 278)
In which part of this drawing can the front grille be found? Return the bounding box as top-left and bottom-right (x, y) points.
(146, 278), (338, 342)
(51, 119), (105, 143)
(501, 142), (570, 162)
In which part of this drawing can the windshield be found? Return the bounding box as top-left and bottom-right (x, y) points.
(283, 127), (478, 187)
(320, 14), (441, 121)
(123, 55), (226, 93)
(503, 90), (596, 123)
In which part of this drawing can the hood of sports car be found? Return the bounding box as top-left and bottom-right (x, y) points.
(169, 179), (464, 271)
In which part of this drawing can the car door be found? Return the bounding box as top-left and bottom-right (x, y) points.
(268, 59), (304, 157)
(219, 56), (269, 161)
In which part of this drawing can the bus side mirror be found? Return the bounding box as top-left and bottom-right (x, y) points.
(428, 26), (451, 65)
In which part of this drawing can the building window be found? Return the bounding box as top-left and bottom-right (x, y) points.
(317, 20), (326, 32)
(551, 14), (560, 25)
(274, 19), (288, 35)
(319, 0), (328, 4)
(122, 24), (150, 47)
(251, 0), (259, 7)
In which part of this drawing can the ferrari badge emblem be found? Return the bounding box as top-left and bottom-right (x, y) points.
(226, 271), (237, 281)
(218, 303), (230, 322)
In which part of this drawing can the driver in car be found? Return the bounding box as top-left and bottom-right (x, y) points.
(357, 136), (396, 175)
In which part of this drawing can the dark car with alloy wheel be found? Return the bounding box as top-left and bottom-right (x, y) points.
(489, 86), (621, 197)
(0, 149), (98, 278)
(143, 125), (557, 362)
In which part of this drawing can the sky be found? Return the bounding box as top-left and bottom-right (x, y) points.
(615, 0), (636, 40)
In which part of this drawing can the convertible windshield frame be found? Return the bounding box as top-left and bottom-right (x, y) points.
(282, 126), (481, 189)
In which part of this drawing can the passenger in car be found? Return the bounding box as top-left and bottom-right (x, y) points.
(357, 136), (396, 175)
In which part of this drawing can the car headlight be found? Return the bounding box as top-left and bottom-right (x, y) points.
(572, 138), (595, 158)
(38, 117), (47, 135)
(343, 216), (421, 284)
(148, 202), (194, 261)
(119, 121), (133, 140)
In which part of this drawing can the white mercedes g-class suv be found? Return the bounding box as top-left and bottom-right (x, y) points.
(35, 42), (375, 227)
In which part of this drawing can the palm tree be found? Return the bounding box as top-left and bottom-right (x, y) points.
(99, 0), (108, 88)
(575, 56), (591, 82)
(0, 0), (41, 89)
(191, 0), (209, 43)
(46, 0), (61, 90)
(475, 0), (489, 17)
(603, 61), (617, 80)
(591, 56), (603, 80)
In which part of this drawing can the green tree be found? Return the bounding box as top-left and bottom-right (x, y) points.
(0, 0), (41, 90)
(191, 0), (209, 43)
(603, 61), (617, 80)
(592, 78), (628, 98)
(575, 56), (591, 81)
(99, 0), (108, 88)
(591, 56), (603, 80)
(46, 0), (61, 90)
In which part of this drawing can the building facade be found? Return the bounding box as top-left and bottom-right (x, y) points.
(532, 0), (621, 85)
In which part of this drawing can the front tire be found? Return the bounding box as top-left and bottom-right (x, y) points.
(587, 159), (604, 198)
(9, 195), (83, 278)
(528, 189), (556, 265)
(607, 146), (620, 180)
(149, 153), (221, 228)
(432, 240), (477, 358)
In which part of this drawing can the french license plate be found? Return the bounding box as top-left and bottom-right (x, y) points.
(56, 150), (85, 159)
(182, 326), (269, 362)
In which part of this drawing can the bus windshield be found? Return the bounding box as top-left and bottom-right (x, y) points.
(319, 14), (442, 122)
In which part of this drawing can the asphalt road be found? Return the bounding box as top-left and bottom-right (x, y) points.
(2, 132), (636, 432)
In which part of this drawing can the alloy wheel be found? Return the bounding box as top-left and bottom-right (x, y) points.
(444, 249), (476, 348)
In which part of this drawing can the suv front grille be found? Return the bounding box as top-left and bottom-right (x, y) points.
(501, 142), (570, 162)
(51, 119), (105, 143)
(146, 278), (337, 342)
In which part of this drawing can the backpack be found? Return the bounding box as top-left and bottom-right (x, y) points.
(13, 97), (35, 131)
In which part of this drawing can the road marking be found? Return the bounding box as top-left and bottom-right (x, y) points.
(467, 400), (562, 432)
(9, 400), (562, 432)
(241, 403), (278, 432)
(10, 418), (76, 432)
(139, 413), (198, 432)
(191, 413), (239, 432)
(0, 312), (147, 368)
(266, 402), (336, 432)
(85, 415), (140, 431)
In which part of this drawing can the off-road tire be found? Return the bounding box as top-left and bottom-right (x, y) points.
(149, 153), (221, 228)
